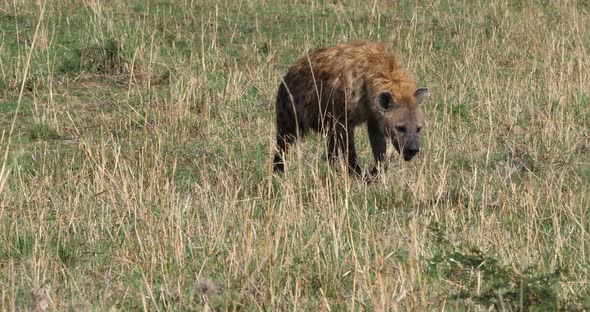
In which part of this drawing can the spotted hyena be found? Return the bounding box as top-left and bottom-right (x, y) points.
(272, 41), (429, 178)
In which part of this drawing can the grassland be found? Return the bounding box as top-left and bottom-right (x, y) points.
(0, 0), (589, 310)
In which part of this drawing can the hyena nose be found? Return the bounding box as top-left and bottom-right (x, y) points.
(406, 146), (419, 156)
(403, 145), (419, 161)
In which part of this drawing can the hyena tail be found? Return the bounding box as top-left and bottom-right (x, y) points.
(273, 82), (304, 172)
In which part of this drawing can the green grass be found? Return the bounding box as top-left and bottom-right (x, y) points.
(1, 0), (589, 310)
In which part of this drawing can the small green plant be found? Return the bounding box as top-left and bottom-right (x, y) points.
(425, 223), (586, 310)
(28, 123), (61, 141)
(59, 38), (130, 76)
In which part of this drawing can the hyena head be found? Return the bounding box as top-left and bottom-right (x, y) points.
(376, 88), (429, 161)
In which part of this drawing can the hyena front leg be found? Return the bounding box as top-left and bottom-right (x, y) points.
(366, 117), (387, 180)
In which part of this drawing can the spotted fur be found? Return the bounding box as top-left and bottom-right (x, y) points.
(273, 41), (429, 178)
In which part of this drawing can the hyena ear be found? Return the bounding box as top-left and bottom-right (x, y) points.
(377, 92), (396, 112)
(414, 87), (429, 106)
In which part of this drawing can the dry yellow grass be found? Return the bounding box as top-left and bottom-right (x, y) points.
(0, 0), (588, 310)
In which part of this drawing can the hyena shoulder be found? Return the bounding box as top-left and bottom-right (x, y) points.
(292, 41), (419, 108)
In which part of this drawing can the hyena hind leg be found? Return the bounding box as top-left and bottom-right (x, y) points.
(273, 133), (297, 172)
(273, 82), (308, 173)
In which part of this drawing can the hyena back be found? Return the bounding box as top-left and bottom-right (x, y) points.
(273, 41), (429, 178)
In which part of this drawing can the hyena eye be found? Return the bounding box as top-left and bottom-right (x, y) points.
(396, 126), (407, 133)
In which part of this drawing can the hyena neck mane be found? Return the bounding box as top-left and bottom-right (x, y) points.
(361, 49), (419, 107)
